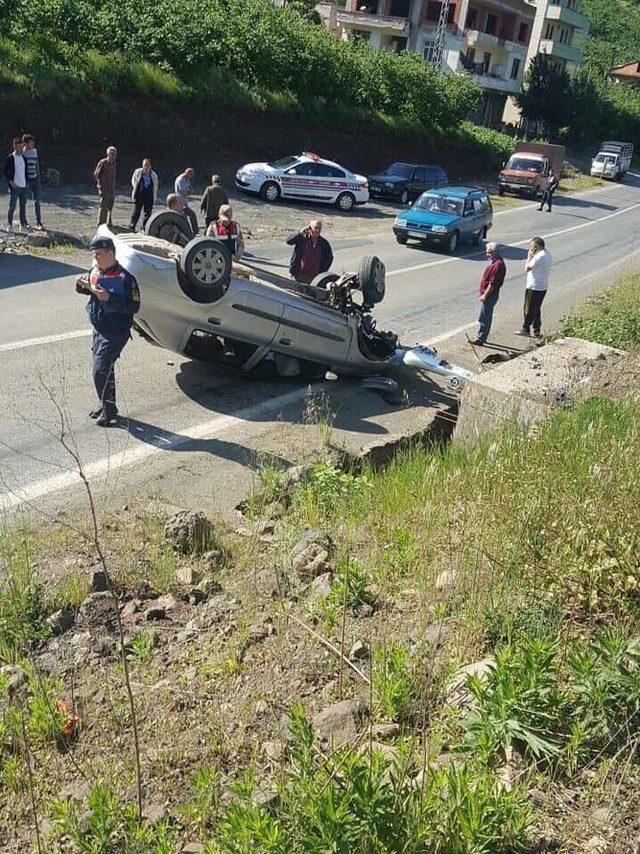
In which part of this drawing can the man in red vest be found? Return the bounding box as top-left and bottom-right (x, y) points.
(206, 204), (244, 260)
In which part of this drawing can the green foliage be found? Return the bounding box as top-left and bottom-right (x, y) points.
(562, 272), (640, 353)
(50, 783), (177, 852)
(293, 460), (372, 517)
(515, 54), (574, 138)
(212, 703), (534, 852)
(0, 527), (48, 664)
(372, 643), (420, 723)
(129, 632), (154, 663)
(322, 557), (374, 630)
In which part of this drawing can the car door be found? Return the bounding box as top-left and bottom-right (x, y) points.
(273, 299), (353, 365)
(281, 162), (316, 199)
(313, 163), (347, 202)
(461, 197), (476, 236)
(408, 167), (428, 199)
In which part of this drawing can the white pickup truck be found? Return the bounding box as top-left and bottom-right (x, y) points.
(590, 141), (634, 181)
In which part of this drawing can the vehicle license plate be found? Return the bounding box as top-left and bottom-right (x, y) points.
(408, 230), (425, 238)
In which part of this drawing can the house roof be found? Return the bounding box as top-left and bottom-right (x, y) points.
(610, 61), (640, 79)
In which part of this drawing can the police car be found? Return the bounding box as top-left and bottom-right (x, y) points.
(235, 152), (369, 211)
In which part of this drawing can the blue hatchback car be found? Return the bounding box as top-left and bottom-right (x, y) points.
(393, 186), (493, 254)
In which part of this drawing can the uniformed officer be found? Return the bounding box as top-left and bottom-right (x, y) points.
(76, 236), (140, 427)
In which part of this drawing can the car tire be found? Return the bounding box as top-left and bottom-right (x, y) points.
(400, 189), (409, 205)
(260, 181), (280, 203)
(336, 192), (355, 212)
(446, 231), (459, 254)
(179, 237), (232, 303)
(498, 186), (505, 197)
(473, 226), (487, 246)
(145, 210), (192, 247)
(396, 234), (408, 245)
(357, 255), (385, 305)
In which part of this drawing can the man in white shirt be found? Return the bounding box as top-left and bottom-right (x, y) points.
(3, 137), (29, 233)
(515, 236), (553, 338)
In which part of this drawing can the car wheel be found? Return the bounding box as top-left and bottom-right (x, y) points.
(313, 273), (340, 289)
(260, 181), (280, 202)
(145, 210), (192, 247)
(396, 234), (408, 245)
(498, 186), (505, 197)
(473, 226), (487, 246)
(446, 231), (459, 254)
(336, 192), (355, 212)
(179, 237), (232, 303)
(400, 189), (409, 205)
(357, 255), (385, 305)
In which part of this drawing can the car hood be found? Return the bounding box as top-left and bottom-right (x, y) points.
(237, 162), (274, 175)
(399, 209), (460, 228)
(369, 173), (406, 185)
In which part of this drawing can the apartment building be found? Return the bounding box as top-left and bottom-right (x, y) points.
(337, 0), (536, 126)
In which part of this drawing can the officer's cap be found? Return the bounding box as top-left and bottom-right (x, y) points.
(90, 235), (115, 252)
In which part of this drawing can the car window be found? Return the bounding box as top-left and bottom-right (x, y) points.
(473, 199), (483, 213)
(287, 162), (317, 176)
(416, 193), (463, 216)
(316, 164), (345, 178)
(269, 156), (299, 169)
(414, 168), (428, 183)
(388, 163), (413, 179)
(464, 200), (474, 215)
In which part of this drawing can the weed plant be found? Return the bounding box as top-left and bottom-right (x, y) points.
(563, 272), (640, 352)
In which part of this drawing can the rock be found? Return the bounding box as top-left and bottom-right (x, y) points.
(423, 622), (450, 650)
(290, 530), (334, 580)
(256, 520), (276, 536)
(120, 599), (142, 621)
(143, 802), (167, 822)
(155, 594), (179, 612)
(93, 636), (116, 658)
(195, 577), (222, 600)
(349, 641), (370, 662)
(43, 167), (61, 187)
(0, 664), (27, 693)
(182, 845), (204, 854)
(70, 631), (92, 648)
(91, 570), (109, 592)
(582, 836), (607, 854)
(47, 608), (75, 636)
(262, 740), (285, 762)
(164, 510), (214, 555)
(200, 550), (222, 573)
(435, 570), (458, 591)
(590, 807), (612, 829)
(255, 700), (269, 716)
(27, 231), (53, 248)
(353, 602), (374, 619)
(252, 787), (278, 809)
(496, 745), (524, 791)
(371, 722), (400, 740)
(145, 606), (166, 622)
(446, 658), (495, 709)
(312, 698), (366, 746)
(176, 565), (202, 586)
(59, 782), (89, 803)
(77, 592), (116, 630)
(252, 566), (286, 598)
(309, 572), (333, 600)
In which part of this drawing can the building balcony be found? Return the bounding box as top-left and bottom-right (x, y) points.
(336, 9), (409, 34)
(539, 38), (583, 64)
(545, 3), (589, 31)
(464, 29), (529, 53)
(471, 71), (521, 92)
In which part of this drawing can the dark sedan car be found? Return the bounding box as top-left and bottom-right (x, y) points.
(368, 162), (448, 205)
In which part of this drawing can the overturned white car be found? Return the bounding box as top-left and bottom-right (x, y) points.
(100, 215), (472, 389)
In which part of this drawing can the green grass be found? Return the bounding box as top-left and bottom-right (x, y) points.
(562, 271), (640, 353)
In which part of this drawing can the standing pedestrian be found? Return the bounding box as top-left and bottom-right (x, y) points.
(200, 174), (228, 228)
(515, 237), (553, 338)
(75, 235), (140, 427)
(537, 169), (559, 212)
(94, 146), (117, 227)
(3, 137), (29, 234)
(206, 204), (244, 260)
(174, 167), (198, 235)
(470, 242), (506, 346)
(286, 220), (333, 284)
(129, 157), (158, 231)
(166, 193), (195, 239)
(22, 133), (44, 230)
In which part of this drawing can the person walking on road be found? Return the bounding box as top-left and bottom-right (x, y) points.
(470, 242), (506, 346)
(22, 133), (44, 230)
(515, 237), (553, 339)
(75, 235), (140, 427)
(200, 174), (228, 229)
(3, 137), (29, 234)
(129, 157), (158, 231)
(94, 146), (117, 227)
(206, 204), (244, 260)
(175, 167), (198, 235)
(287, 220), (333, 284)
(537, 169), (559, 212)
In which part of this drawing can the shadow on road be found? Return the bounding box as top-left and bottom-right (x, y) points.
(0, 254), (84, 289)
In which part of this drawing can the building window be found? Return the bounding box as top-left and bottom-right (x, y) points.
(426, 1), (455, 23)
(483, 51), (491, 73)
(466, 7), (477, 28)
(423, 40), (438, 62)
(351, 29), (371, 40)
(544, 22), (555, 40)
(389, 35), (408, 52)
(517, 22), (528, 42)
(510, 57), (521, 79)
(357, 0), (378, 13)
(485, 13), (498, 34)
(466, 47), (476, 62)
(559, 27), (572, 45)
(389, 0), (410, 16)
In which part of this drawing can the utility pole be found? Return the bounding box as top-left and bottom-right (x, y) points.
(433, 0), (452, 70)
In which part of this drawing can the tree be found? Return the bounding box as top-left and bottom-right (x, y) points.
(515, 54), (574, 139)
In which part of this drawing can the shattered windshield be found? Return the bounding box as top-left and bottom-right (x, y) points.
(415, 194), (463, 216)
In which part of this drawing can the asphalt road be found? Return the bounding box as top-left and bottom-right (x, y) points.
(2, 178), (640, 517)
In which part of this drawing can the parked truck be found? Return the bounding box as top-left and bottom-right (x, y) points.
(590, 141), (634, 181)
(498, 142), (566, 198)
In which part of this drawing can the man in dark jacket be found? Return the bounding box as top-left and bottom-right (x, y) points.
(200, 175), (228, 228)
(94, 146), (117, 226)
(75, 235), (140, 427)
(129, 157), (158, 230)
(3, 137), (29, 233)
(537, 169), (559, 212)
(470, 242), (506, 346)
(287, 220), (333, 283)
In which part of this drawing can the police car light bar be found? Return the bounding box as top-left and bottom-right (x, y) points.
(302, 151), (322, 161)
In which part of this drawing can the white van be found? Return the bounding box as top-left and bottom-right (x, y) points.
(591, 141), (634, 181)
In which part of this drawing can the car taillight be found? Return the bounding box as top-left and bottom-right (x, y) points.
(358, 181), (368, 189)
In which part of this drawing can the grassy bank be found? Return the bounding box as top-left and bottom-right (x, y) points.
(563, 271), (640, 353)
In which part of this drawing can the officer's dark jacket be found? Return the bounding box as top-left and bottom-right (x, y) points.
(86, 262), (140, 334)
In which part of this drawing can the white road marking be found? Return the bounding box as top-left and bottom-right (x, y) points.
(0, 386), (313, 510)
(425, 322), (477, 346)
(0, 328), (92, 353)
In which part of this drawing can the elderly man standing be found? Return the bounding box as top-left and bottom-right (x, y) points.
(94, 146), (117, 227)
(286, 220), (333, 284)
(129, 157), (158, 231)
(470, 242), (506, 346)
(200, 174), (228, 229)
(175, 166), (198, 235)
